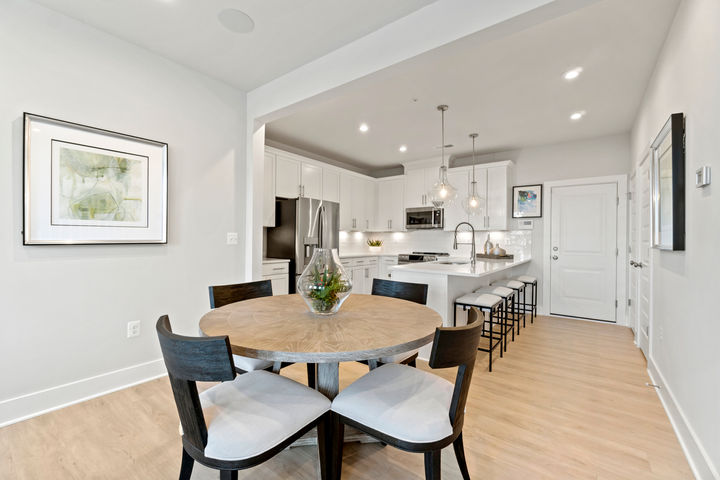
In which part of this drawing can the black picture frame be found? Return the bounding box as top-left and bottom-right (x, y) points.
(512, 184), (543, 218)
(651, 112), (685, 251)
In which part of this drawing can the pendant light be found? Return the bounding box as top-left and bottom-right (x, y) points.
(428, 105), (457, 207)
(463, 133), (485, 216)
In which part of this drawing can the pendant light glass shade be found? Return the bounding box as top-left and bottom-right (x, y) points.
(463, 133), (485, 216)
(427, 105), (456, 207)
(429, 165), (458, 207)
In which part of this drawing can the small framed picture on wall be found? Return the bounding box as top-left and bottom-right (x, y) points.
(512, 184), (543, 218)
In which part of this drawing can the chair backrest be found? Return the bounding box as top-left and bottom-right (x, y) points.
(156, 315), (235, 451)
(371, 278), (428, 305)
(428, 316), (483, 432)
(208, 279), (273, 309)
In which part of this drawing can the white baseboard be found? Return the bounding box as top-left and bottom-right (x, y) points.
(0, 358), (167, 428)
(647, 358), (719, 480)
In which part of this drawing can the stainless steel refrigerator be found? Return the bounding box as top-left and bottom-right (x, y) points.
(266, 198), (340, 293)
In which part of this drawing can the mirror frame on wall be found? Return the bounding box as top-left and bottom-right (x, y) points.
(651, 112), (685, 251)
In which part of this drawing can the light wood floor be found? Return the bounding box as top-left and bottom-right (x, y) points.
(0, 316), (692, 479)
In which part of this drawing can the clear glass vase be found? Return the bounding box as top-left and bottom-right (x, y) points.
(297, 248), (352, 315)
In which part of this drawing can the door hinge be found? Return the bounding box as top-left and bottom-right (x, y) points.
(616, 197), (620, 206)
(627, 192), (633, 200)
(615, 299), (618, 308)
(616, 248), (619, 256)
(628, 298), (632, 306)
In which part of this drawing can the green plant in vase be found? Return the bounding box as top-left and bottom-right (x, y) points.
(306, 267), (349, 313)
(367, 238), (383, 253)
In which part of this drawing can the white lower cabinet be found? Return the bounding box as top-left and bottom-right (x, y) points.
(341, 256), (379, 294)
(379, 256), (398, 279)
(261, 260), (290, 295)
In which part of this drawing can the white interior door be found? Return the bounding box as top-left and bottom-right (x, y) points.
(550, 183), (618, 322)
(636, 157), (651, 356)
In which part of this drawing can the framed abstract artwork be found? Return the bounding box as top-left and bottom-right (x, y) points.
(23, 113), (168, 244)
(512, 184), (542, 218)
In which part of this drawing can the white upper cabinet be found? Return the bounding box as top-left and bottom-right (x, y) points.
(339, 173), (354, 231)
(338, 172), (375, 232)
(362, 179), (377, 232)
(322, 168), (340, 203)
(376, 177), (404, 231)
(275, 152), (302, 198)
(263, 152), (276, 227)
(301, 163), (322, 199)
(486, 165), (510, 230)
(403, 168), (430, 208)
(272, 149), (323, 200)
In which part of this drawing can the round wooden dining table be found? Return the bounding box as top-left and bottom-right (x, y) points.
(198, 293), (442, 400)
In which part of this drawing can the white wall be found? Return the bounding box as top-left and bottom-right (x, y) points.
(0, 0), (247, 425)
(630, 0), (720, 477)
(454, 133), (631, 314)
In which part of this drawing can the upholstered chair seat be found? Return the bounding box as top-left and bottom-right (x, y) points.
(200, 370), (330, 461)
(332, 363), (454, 444)
(455, 292), (503, 309)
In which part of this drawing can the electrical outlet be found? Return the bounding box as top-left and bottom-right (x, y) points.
(127, 321), (141, 338)
(226, 232), (238, 245)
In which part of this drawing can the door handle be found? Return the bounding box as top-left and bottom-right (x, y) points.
(630, 260), (637, 267)
(552, 255), (558, 260)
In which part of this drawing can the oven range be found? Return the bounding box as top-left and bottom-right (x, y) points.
(397, 251), (450, 265)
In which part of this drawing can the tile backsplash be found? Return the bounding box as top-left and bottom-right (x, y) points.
(339, 229), (532, 257)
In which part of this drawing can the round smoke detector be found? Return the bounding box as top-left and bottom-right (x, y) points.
(218, 8), (255, 34)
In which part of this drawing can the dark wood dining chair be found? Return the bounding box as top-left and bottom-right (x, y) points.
(330, 315), (483, 480)
(208, 280), (316, 388)
(156, 316), (332, 480)
(366, 278), (429, 368)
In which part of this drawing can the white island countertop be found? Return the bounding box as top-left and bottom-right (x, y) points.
(390, 255), (531, 278)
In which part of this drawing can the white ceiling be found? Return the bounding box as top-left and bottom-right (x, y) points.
(266, 0), (680, 170)
(29, 0), (436, 91)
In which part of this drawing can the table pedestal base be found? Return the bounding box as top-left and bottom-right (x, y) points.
(290, 425), (378, 447)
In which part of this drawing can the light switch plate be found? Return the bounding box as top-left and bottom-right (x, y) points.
(695, 166), (711, 187)
(226, 232), (238, 245)
(518, 219), (534, 230)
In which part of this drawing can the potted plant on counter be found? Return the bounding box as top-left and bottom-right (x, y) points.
(367, 239), (383, 253)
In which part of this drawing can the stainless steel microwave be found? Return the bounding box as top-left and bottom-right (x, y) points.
(405, 207), (444, 230)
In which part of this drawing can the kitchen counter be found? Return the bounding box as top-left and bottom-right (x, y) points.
(390, 255), (531, 277)
(338, 253), (398, 259)
(262, 258), (290, 264)
(390, 254), (531, 360)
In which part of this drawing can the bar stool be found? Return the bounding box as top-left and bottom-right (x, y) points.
(454, 293), (504, 372)
(513, 275), (538, 324)
(475, 286), (516, 349)
(490, 279), (527, 329)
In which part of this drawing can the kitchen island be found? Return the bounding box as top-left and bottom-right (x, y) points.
(390, 254), (531, 359)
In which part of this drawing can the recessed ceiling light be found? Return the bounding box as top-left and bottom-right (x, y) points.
(218, 8), (255, 34)
(563, 67), (583, 80)
(570, 111), (586, 121)
(359, 123), (369, 133)
(399, 145), (407, 153)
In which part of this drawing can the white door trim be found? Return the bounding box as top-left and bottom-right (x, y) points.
(542, 175), (628, 326)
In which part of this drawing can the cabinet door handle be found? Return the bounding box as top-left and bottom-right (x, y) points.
(352, 218), (356, 229)
(365, 268), (369, 278)
(272, 267), (285, 271)
(366, 219), (369, 230)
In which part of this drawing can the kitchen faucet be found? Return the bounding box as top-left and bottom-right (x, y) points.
(453, 222), (476, 269)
